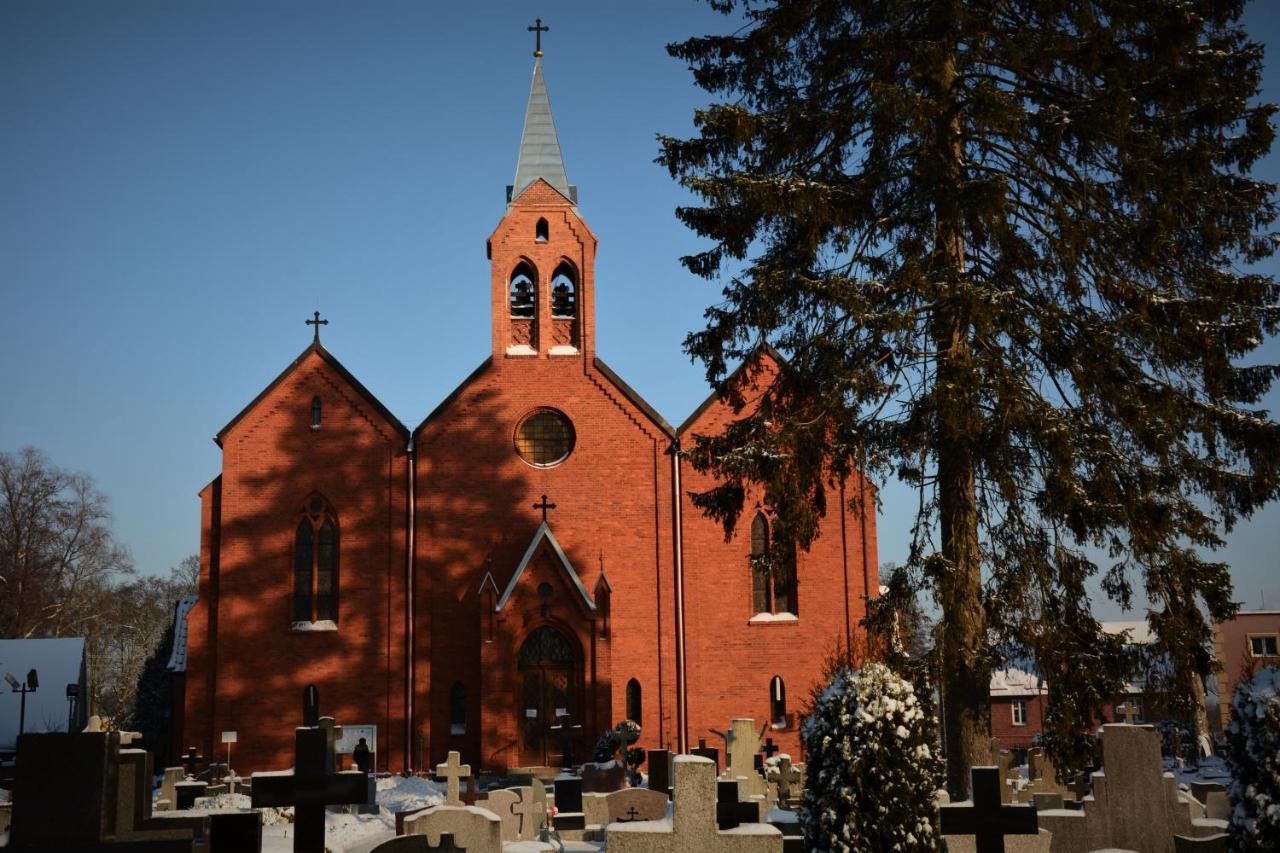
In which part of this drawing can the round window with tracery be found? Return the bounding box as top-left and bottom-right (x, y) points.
(515, 409), (575, 467)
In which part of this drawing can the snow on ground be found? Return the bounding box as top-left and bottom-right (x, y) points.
(159, 774), (445, 853)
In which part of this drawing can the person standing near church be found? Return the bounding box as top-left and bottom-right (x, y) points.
(353, 737), (371, 773)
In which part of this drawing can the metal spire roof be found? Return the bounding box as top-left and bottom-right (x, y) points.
(510, 58), (575, 203)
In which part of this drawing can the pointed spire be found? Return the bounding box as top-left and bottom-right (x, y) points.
(510, 58), (575, 203)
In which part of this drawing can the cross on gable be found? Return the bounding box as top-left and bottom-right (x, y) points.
(939, 766), (1038, 853)
(533, 494), (556, 523)
(305, 311), (328, 344)
(435, 750), (471, 806)
(251, 716), (375, 853)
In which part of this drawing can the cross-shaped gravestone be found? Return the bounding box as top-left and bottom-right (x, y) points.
(251, 715), (375, 853)
(436, 751), (471, 807)
(1117, 701), (1140, 724)
(181, 746), (204, 775)
(939, 766), (1038, 853)
(550, 712), (582, 768)
(766, 755), (802, 804)
(761, 738), (780, 761)
(511, 785), (546, 839)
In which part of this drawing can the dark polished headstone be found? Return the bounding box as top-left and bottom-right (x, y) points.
(715, 779), (758, 830)
(174, 781), (209, 810)
(646, 749), (672, 798)
(209, 811), (262, 853)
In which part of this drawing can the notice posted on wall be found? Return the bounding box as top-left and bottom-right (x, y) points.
(335, 724), (377, 755)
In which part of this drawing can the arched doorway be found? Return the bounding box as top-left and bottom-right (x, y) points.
(517, 625), (578, 767)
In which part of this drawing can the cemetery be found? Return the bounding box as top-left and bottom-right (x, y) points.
(2, 672), (1274, 852)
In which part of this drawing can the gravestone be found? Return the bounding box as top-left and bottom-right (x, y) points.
(7, 730), (214, 851)
(475, 788), (520, 841)
(716, 779), (761, 830)
(402, 806), (502, 853)
(764, 755), (802, 806)
(180, 746), (204, 776)
(550, 711), (583, 768)
(251, 714), (376, 853)
(174, 780), (209, 810)
(156, 766), (184, 811)
(939, 766), (1038, 853)
(1024, 748), (1072, 801)
(1203, 791), (1229, 821)
(724, 719), (764, 780)
(647, 749), (672, 797)
(1173, 834), (1229, 853)
(553, 772), (586, 833)
(691, 738), (720, 773)
(604, 787), (669, 824)
(581, 760), (629, 793)
(607, 755), (783, 853)
(435, 751), (470, 807)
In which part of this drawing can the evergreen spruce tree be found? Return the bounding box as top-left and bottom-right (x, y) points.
(127, 620), (175, 767)
(1225, 666), (1280, 852)
(660, 0), (1279, 793)
(801, 663), (944, 852)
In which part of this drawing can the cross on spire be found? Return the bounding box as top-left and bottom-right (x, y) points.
(306, 310), (328, 344)
(528, 17), (549, 57)
(533, 494), (557, 523)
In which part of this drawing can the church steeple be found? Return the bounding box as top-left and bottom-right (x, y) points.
(509, 57), (576, 204)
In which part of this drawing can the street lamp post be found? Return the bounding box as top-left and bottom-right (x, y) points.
(5, 669), (39, 737)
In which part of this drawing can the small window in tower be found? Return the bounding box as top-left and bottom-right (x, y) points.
(770, 675), (787, 728)
(311, 396), (322, 428)
(551, 262), (576, 319)
(510, 262), (536, 318)
(626, 678), (642, 723)
(450, 682), (467, 735)
(536, 218), (549, 242)
(514, 409), (575, 467)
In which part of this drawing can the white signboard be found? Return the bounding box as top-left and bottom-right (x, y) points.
(335, 724), (377, 755)
(221, 731), (237, 744)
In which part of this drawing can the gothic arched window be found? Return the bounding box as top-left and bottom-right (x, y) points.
(536, 218), (549, 242)
(750, 512), (798, 617)
(293, 495), (338, 625)
(770, 675), (787, 726)
(626, 678), (642, 723)
(450, 682), (467, 735)
(750, 513), (771, 614)
(510, 262), (536, 319)
(550, 262), (576, 319)
(311, 396), (322, 428)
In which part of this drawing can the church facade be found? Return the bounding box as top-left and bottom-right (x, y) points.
(178, 57), (879, 774)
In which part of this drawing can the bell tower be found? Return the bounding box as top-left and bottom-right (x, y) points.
(488, 54), (597, 361)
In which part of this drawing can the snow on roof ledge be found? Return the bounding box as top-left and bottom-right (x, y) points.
(166, 596), (199, 672)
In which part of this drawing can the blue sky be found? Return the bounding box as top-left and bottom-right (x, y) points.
(3, 1), (1278, 617)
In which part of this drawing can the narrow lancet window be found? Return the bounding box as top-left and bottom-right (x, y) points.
(536, 218), (549, 242)
(311, 396), (322, 428)
(510, 262), (537, 318)
(626, 678), (642, 723)
(293, 495), (339, 626)
(770, 675), (787, 725)
(551, 262), (576, 318)
(750, 512), (770, 614)
(450, 682), (467, 735)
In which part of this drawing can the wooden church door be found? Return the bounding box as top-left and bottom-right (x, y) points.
(516, 626), (577, 767)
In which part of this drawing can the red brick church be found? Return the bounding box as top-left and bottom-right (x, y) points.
(175, 54), (879, 774)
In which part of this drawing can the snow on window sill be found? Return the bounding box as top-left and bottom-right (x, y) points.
(748, 612), (799, 625)
(506, 345), (537, 357)
(450, 724), (466, 736)
(291, 620), (338, 632)
(548, 345), (579, 356)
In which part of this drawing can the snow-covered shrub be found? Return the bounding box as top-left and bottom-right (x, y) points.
(800, 662), (944, 853)
(1226, 666), (1280, 853)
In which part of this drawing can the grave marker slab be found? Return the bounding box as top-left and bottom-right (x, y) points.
(939, 766), (1038, 853)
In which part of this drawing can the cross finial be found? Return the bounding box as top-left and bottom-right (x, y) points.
(306, 310), (328, 344)
(533, 494), (556, 523)
(528, 17), (549, 57)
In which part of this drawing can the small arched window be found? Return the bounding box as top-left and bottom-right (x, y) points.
(311, 396), (322, 428)
(626, 678), (642, 723)
(770, 676), (787, 726)
(536, 218), (549, 242)
(450, 682), (467, 735)
(510, 262), (536, 318)
(550, 262), (576, 319)
(293, 495), (339, 625)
